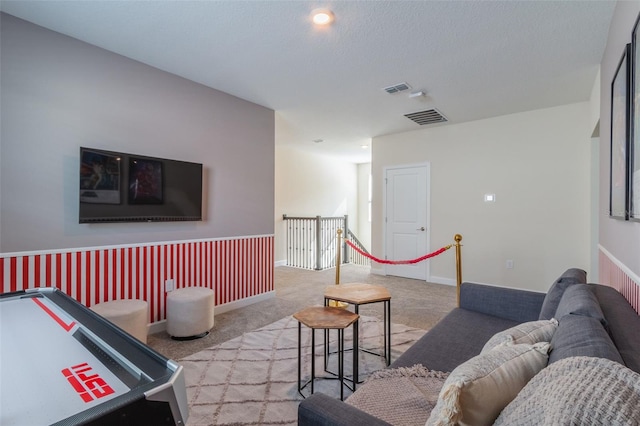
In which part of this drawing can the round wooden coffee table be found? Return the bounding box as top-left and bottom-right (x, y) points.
(324, 283), (392, 375)
(293, 306), (359, 401)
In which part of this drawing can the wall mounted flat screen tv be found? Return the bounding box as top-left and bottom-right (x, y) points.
(79, 147), (203, 223)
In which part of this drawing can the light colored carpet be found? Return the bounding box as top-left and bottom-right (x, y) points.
(179, 314), (425, 426)
(149, 265), (456, 361)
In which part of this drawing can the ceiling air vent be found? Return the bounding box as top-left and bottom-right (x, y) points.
(405, 109), (448, 125)
(383, 82), (411, 94)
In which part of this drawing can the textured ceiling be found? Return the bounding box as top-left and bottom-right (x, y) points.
(0, 1), (616, 163)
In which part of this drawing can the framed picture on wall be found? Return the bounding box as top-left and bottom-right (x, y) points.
(128, 158), (164, 204)
(631, 15), (640, 221)
(610, 44), (631, 220)
(79, 148), (121, 204)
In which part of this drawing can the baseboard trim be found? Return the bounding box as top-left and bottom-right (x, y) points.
(429, 276), (456, 286)
(148, 320), (167, 335)
(148, 291), (277, 333)
(213, 291), (277, 315)
(274, 259), (287, 267)
(369, 268), (456, 286)
(370, 267), (385, 276)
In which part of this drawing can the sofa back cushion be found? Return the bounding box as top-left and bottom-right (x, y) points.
(460, 283), (545, 323)
(539, 268), (587, 320)
(590, 284), (640, 374)
(548, 314), (623, 365)
(554, 284), (607, 327)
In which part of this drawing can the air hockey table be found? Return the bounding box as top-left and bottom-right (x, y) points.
(0, 288), (189, 425)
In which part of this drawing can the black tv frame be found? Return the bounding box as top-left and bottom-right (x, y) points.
(79, 147), (203, 224)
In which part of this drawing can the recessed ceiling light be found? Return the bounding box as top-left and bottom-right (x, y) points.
(361, 144), (369, 149)
(311, 9), (334, 26)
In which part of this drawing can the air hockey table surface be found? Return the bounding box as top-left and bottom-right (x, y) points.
(0, 288), (188, 425)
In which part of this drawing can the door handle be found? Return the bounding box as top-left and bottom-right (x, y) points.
(417, 227), (425, 231)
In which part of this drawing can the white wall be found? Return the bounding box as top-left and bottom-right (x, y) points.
(588, 69), (600, 281)
(372, 102), (592, 292)
(598, 1), (640, 277)
(274, 146), (358, 263)
(590, 69), (601, 133)
(357, 163), (372, 251)
(0, 14), (275, 253)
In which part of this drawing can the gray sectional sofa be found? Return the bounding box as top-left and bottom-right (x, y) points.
(298, 268), (640, 425)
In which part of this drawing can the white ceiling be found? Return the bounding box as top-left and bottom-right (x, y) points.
(0, 1), (615, 163)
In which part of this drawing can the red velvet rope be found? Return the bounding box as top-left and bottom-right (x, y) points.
(345, 239), (452, 265)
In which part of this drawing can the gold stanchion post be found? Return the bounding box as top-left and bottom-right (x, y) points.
(335, 229), (342, 285)
(454, 234), (463, 307)
(329, 229), (347, 308)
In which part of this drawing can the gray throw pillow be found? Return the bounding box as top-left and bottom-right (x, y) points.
(538, 268), (587, 320)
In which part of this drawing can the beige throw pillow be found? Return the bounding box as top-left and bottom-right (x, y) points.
(481, 319), (558, 353)
(426, 342), (550, 426)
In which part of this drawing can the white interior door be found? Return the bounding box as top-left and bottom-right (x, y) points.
(384, 165), (429, 280)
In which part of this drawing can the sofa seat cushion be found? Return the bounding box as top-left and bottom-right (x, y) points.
(539, 268), (587, 320)
(345, 365), (448, 426)
(494, 356), (640, 425)
(548, 314), (623, 365)
(427, 342), (550, 426)
(391, 308), (519, 372)
(554, 284), (607, 327)
(481, 319), (558, 353)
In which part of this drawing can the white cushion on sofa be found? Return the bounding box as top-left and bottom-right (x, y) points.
(494, 356), (640, 425)
(481, 319), (558, 353)
(426, 342), (550, 426)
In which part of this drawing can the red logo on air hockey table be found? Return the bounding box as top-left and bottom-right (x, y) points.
(61, 362), (115, 403)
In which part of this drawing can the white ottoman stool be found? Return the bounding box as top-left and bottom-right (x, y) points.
(91, 299), (149, 343)
(167, 287), (215, 340)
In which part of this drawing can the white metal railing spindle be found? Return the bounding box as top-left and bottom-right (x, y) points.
(283, 214), (369, 271)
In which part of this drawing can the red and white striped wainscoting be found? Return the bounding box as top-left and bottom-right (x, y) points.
(599, 246), (640, 314)
(0, 235), (274, 325)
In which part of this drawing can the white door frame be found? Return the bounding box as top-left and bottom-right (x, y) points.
(382, 162), (431, 281)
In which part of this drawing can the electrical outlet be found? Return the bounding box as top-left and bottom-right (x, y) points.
(506, 260), (514, 269)
(165, 279), (175, 292)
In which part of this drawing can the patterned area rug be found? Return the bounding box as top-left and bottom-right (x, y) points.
(179, 314), (426, 425)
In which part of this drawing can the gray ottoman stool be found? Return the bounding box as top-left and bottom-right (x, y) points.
(167, 287), (215, 340)
(91, 299), (149, 343)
